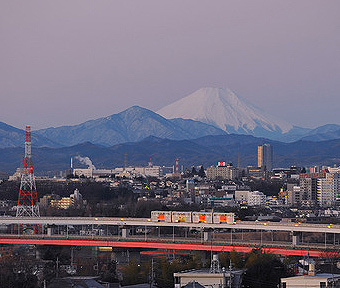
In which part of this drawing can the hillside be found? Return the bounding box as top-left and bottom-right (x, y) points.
(1, 135), (339, 175)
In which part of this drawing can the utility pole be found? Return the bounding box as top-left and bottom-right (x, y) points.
(70, 246), (75, 271)
(150, 258), (154, 288)
(56, 257), (59, 278)
(229, 259), (232, 288)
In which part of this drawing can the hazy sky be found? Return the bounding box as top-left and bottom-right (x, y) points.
(1, 1), (339, 130)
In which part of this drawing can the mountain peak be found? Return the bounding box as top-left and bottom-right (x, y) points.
(34, 104), (226, 147)
(123, 105), (148, 112)
(157, 87), (293, 136)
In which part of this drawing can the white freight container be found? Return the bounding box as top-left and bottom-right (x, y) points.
(171, 211), (192, 223)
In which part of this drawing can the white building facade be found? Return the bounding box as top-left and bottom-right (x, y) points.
(317, 173), (340, 207)
(248, 191), (266, 206)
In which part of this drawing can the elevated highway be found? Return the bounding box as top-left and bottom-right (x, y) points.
(0, 235), (329, 257)
(0, 216), (338, 234)
(0, 217), (339, 257)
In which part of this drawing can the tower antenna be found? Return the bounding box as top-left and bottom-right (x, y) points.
(16, 125), (40, 233)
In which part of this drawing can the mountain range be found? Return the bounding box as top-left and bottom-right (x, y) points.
(0, 122), (60, 148)
(2, 87), (340, 149)
(1, 134), (340, 175)
(33, 106), (226, 147)
(1, 87), (340, 173)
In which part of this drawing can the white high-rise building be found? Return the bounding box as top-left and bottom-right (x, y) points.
(317, 173), (340, 207)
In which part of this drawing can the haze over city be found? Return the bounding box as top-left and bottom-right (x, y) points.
(1, 1), (339, 130)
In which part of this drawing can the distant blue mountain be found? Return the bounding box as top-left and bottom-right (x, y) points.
(34, 106), (227, 147)
(261, 124), (340, 142)
(274, 126), (312, 142)
(0, 122), (24, 148)
(1, 107), (340, 150)
(0, 122), (60, 148)
(299, 124), (340, 141)
(1, 134), (340, 175)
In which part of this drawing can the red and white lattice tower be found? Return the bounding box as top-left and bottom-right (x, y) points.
(16, 126), (40, 230)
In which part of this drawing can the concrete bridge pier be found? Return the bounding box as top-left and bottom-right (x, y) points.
(292, 231), (302, 246)
(203, 230), (212, 242)
(122, 228), (130, 238)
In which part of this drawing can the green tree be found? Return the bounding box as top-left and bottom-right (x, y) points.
(242, 248), (289, 288)
(198, 166), (206, 177)
(155, 258), (181, 288)
(218, 252), (230, 269)
(191, 166), (197, 176)
(0, 254), (38, 288)
(100, 260), (119, 283)
(230, 250), (244, 269)
(135, 200), (163, 218)
(121, 258), (147, 286)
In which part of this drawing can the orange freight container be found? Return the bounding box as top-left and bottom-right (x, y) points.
(199, 215), (206, 222)
(220, 216), (227, 223)
(178, 215), (185, 222)
(192, 212), (213, 223)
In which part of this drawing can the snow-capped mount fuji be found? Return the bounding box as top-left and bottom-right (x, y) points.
(157, 87), (293, 139)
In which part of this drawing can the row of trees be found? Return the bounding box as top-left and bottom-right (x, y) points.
(120, 248), (292, 288)
(3, 245), (339, 287)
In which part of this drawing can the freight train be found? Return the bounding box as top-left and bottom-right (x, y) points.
(151, 211), (235, 224)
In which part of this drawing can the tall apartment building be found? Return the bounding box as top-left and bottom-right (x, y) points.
(286, 172), (339, 207)
(299, 177), (319, 206)
(286, 183), (302, 206)
(257, 144), (273, 171)
(299, 172), (326, 206)
(317, 173), (340, 207)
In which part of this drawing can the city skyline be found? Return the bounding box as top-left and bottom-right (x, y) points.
(1, 1), (339, 130)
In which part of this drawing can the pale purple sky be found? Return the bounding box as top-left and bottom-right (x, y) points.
(1, 1), (339, 130)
